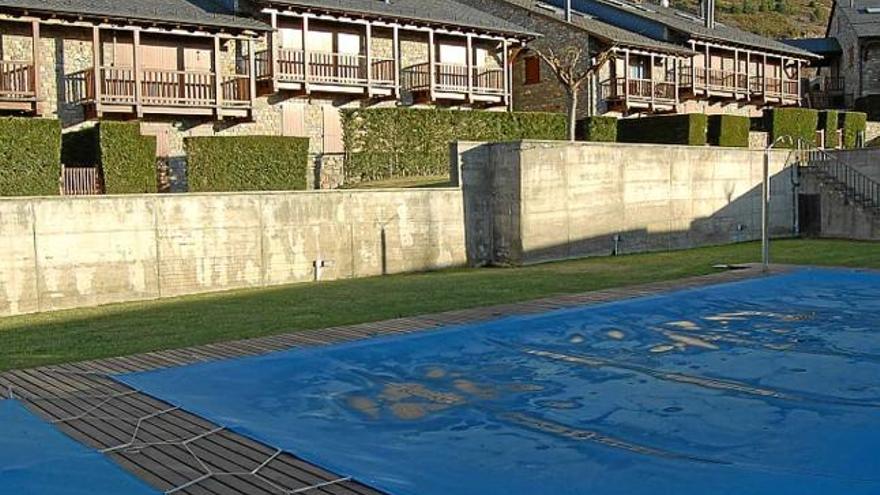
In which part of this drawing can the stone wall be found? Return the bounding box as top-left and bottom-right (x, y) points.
(866, 121), (880, 143)
(453, 140), (796, 266)
(454, 0), (605, 118)
(0, 188), (466, 317)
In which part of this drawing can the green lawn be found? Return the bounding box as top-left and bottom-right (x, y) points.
(1, 239), (877, 371)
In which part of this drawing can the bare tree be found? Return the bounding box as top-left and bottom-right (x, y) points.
(534, 45), (616, 141)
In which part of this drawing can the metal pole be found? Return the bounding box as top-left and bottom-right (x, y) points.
(762, 147), (771, 272)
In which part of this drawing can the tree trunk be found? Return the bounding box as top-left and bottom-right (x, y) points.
(567, 87), (578, 142)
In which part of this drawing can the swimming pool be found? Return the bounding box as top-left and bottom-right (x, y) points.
(121, 269), (880, 495)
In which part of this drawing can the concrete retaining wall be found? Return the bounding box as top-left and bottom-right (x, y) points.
(454, 141), (795, 266)
(830, 148), (880, 182)
(0, 189), (466, 317)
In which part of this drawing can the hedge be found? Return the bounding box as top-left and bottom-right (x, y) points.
(818, 110), (840, 149)
(186, 136), (309, 192)
(62, 122), (157, 194)
(0, 118), (62, 196)
(707, 115), (750, 148)
(576, 116), (618, 142)
(617, 114), (708, 146)
(764, 108), (819, 148)
(840, 111), (867, 149)
(341, 109), (566, 182)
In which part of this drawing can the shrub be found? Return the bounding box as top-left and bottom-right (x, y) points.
(617, 114), (708, 146)
(707, 115), (750, 147)
(342, 109), (566, 182)
(99, 122), (157, 194)
(840, 111), (868, 149)
(186, 136), (309, 192)
(0, 118), (62, 196)
(764, 108), (819, 148)
(62, 122), (157, 194)
(817, 110), (840, 148)
(576, 116), (618, 142)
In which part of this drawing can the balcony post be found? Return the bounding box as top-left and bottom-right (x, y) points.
(133, 28), (143, 118)
(30, 20), (41, 115)
(393, 24), (400, 98)
(674, 56), (680, 105)
(746, 51), (751, 96)
(623, 49), (630, 108)
(466, 34), (474, 103)
(689, 40), (696, 94)
(796, 60), (802, 105)
(734, 48), (739, 95)
(214, 35), (222, 119)
(428, 28), (435, 101)
(366, 22), (373, 97)
(270, 11), (278, 93)
(249, 38), (257, 106)
(762, 53), (767, 102)
(704, 43), (709, 91)
(302, 16), (310, 93)
(92, 26), (102, 116)
(650, 53), (655, 109)
(503, 39), (510, 109)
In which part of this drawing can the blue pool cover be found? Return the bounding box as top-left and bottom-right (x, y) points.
(0, 399), (158, 494)
(122, 269), (880, 495)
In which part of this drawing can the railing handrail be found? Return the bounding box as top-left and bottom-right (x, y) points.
(797, 139), (879, 210)
(0, 60), (34, 66)
(100, 65), (217, 77)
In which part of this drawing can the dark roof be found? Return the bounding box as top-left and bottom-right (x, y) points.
(547, 0), (819, 58)
(258, 0), (537, 37)
(495, 0), (692, 54)
(0, 0), (269, 31)
(837, 0), (880, 37)
(781, 37), (842, 55)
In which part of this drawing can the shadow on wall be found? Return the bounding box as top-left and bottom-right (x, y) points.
(453, 140), (798, 267)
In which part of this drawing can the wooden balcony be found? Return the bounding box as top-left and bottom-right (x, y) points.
(402, 62), (506, 104)
(0, 60), (38, 112)
(681, 68), (800, 103)
(602, 77), (677, 111)
(258, 49), (396, 96)
(69, 66), (252, 118)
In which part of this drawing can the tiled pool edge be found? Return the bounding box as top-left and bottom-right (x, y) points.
(0, 263), (780, 495)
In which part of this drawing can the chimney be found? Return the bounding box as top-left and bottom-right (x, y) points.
(702, 0), (716, 29)
(566, 0), (573, 22)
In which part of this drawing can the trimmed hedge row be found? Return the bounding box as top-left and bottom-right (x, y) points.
(617, 114), (708, 146)
(0, 118), (62, 197)
(62, 122), (157, 194)
(762, 108), (867, 149)
(342, 109), (567, 182)
(576, 116), (618, 142)
(707, 115), (750, 148)
(186, 136), (309, 192)
(818, 110), (840, 149)
(841, 111), (868, 149)
(764, 108), (819, 148)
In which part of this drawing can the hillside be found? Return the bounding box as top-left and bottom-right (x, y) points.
(675, 0), (833, 38)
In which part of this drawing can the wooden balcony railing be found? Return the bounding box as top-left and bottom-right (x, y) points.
(265, 49), (395, 87)
(69, 66), (252, 109)
(602, 77), (677, 104)
(403, 62), (504, 95)
(824, 77), (845, 93)
(0, 60), (36, 100)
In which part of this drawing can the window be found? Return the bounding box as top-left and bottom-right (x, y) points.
(524, 56), (541, 85)
(439, 44), (467, 65)
(629, 57), (650, 80)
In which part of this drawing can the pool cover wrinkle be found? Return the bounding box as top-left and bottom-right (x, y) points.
(121, 269), (880, 495)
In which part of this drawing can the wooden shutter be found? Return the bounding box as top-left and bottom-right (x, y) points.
(281, 103), (306, 137)
(524, 56), (541, 85)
